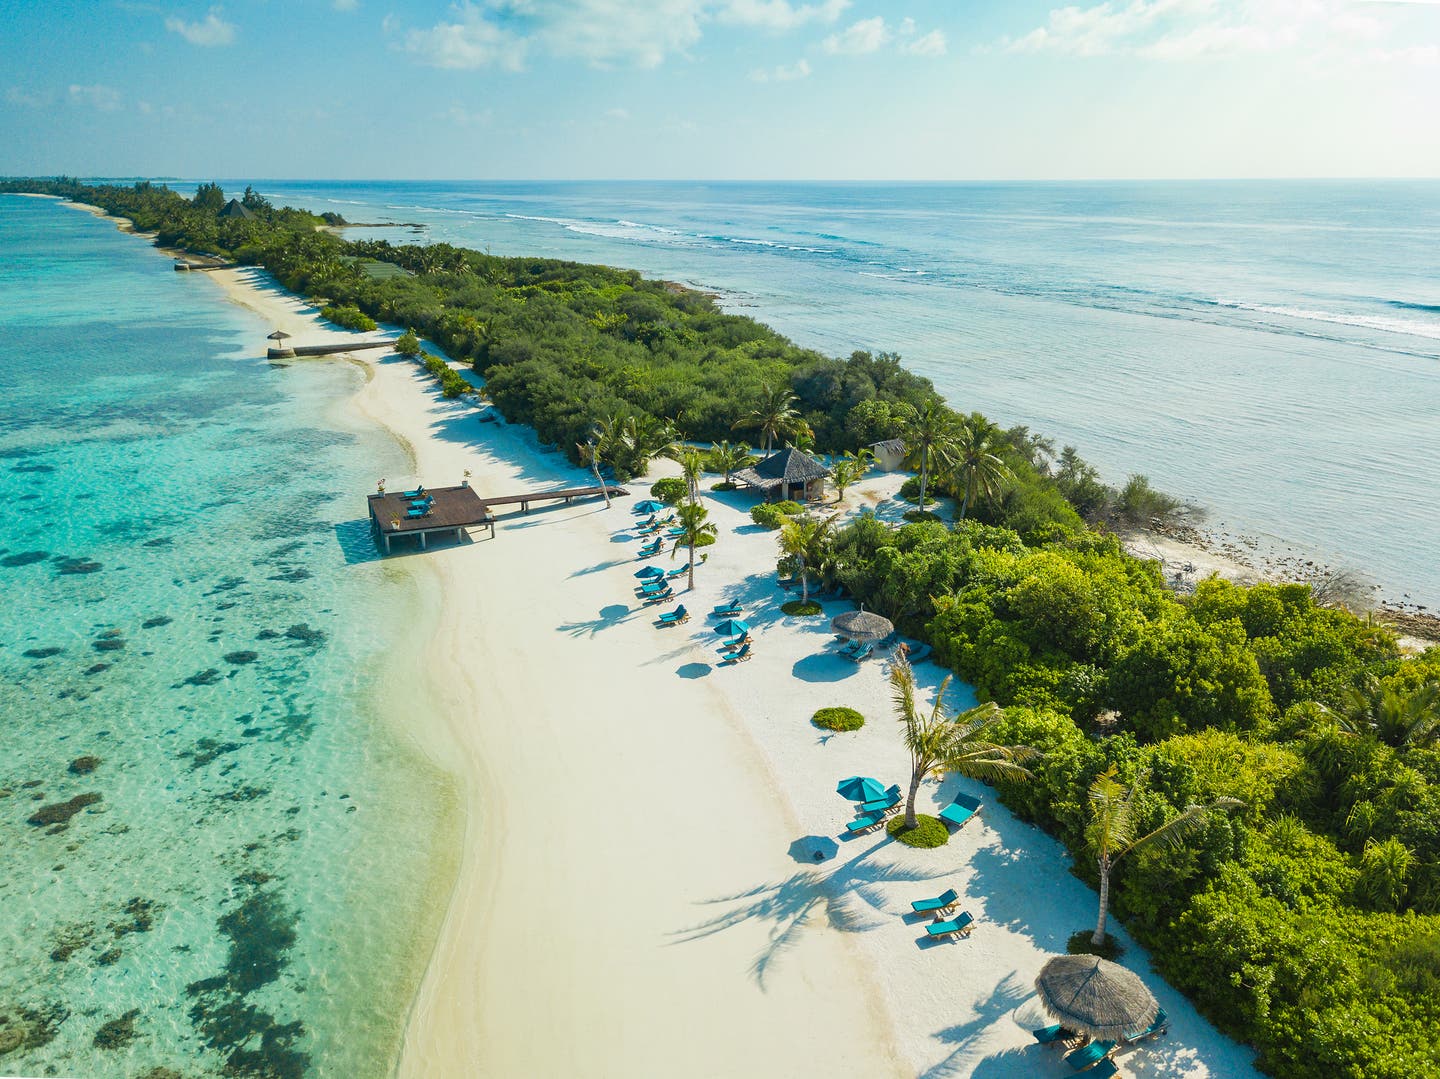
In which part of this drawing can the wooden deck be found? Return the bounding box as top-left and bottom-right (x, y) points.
(269, 340), (394, 359)
(367, 483), (627, 553)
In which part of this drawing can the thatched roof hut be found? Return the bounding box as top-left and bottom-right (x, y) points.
(734, 447), (831, 502)
(1034, 955), (1158, 1041)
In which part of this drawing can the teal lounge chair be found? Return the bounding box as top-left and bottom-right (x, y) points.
(637, 542), (661, 558)
(720, 643), (752, 665)
(910, 888), (959, 915)
(938, 793), (983, 830)
(405, 508), (429, 519)
(641, 588), (673, 604)
(926, 911), (974, 939)
(400, 487), (424, 499)
(846, 810), (886, 834)
(847, 643), (873, 663)
(859, 792), (901, 815)
(718, 634), (751, 651)
(665, 566), (688, 580)
(1085, 1062), (1119, 1079)
(836, 639), (861, 656)
(712, 602), (743, 617)
(1065, 1040), (1117, 1071)
(1123, 1008), (1168, 1044)
(657, 605), (688, 626)
(1032, 1023), (1073, 1046)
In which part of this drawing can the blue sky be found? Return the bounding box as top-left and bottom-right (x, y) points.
(3, 0), (1439, 179)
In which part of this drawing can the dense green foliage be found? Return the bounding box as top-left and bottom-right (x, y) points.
(9, 178), (1440, 1076)
(649, 477), (688, 505)
(319, 303), (377, 332)
(811, 706), (864, 731)
(781, 599), (822, 616)
(886, 814), (949, 848)
(421, 353), (471, 399)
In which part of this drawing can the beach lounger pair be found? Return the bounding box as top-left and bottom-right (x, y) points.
(845, 643), (873, 663)
(859, 791), (901, 815)
(638, 583), (669, 597)
(641, 588), (674, 604)
(1065, 1040), (1117, 1072)
(925, 911), (975, 939)
(637, 541), (661, 558)
(719, 643), (752, 665)
(656, 605), (688, 627)
(1123, 1008), (1168, 1044)
(938, 793), (983, 830)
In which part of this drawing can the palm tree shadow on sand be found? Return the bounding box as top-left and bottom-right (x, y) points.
(918, 971), (1031, 1079)
(670, 848), (947, 989)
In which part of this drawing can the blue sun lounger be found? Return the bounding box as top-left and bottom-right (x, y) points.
(400, 488), (425, 499)
(719, 642), (752, 665)
(859, 792), (901, 815)
(846, 643), (873, 663)
(711, 602), (743, 617)
(925, 911), (975, 939)
(665, 566), (689, 580)
(1123, 1008), (1168, 1044)
(637, 541), (661, 558)
(657, 605), (688, 626)
(405, 507), (429, 519)
(1032, 1023), (1073, 1046)
(1065, 1040), (1117, 1071)
(938, 793), (983, 830)
(910, 888), (960, 915)
(1084, 1061), (1118, 1079)
(846, 810), (887, 834)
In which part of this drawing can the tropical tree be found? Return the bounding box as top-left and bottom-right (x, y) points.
(950, 416), (1013, 520)
(577, 435), (611, 510)
(670, 501), (717, 591)
(1320, 675), (1440, 750)
(897, 398), (960, 510)
(785, 421), (816, 454)
(394, 329), (422, 358)
(707, 440), (752, 486)
(888, 655), (1036, 830)
(1004, 424), (1057, 475)
(829, 449), (872, 502)
(670, 446), (707, 506)
(1085, 765), (1242, 945)
(777, 512), (840, 604)
(734, 382), (801, 457)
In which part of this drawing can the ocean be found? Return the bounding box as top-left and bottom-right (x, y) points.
(0, 195), (453, 1077)
(248, 178), (1440, 609)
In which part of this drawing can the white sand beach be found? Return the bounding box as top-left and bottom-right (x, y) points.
(153, 237), (1262, 1077)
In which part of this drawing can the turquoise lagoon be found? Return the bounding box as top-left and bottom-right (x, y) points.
(0, 196), (455, 1077)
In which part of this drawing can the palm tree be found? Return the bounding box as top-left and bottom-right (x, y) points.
(950, 417), (1013, 520)
(1085, 765), (1241, 945)
(707, 440), (752, 486)
(828, 449), (872, 502)
(1319, 675), (1440, 750)
(1004, 425), (1057, 475)
(734, 382), (800, 457)
(670, 446), (707, 506)
(889, 654), (1036, 830)
(670, 502), (717, 591)
(577, 437), (611, 509)
(897, 399), (960, 510)
(785, 422), (816, 454)
(776, 512), (840, 604)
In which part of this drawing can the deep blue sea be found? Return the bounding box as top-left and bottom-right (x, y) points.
(242, 179), (1440, 609)
(0, 195), (452, 1076)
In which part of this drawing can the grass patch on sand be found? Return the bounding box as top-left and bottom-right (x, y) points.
(781, 599), (822, 616)
(887, 814), (949, 848)
(1067, 930), (1125, 960)
(812, 706), (864, 732)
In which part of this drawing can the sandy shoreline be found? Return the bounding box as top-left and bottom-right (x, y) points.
(72, 198), (1269, 1077)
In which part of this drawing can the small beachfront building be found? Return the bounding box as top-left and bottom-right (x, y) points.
(219, 199), (255, 220)
(734, 447), (832, 502)
(869, 438), (907, 472)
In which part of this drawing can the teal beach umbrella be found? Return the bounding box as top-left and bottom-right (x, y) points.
(837, 776), (888, 802)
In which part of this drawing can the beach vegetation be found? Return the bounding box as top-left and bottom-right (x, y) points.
(734, 382), (801, 456)
(749, 504), (786, 529)
(576, 438), (611, 509)
(670, 502), (717, 590)
(394, 329), (421, 357)
(782, 599), (823, 616)
(705, 440), (753, 484)
(669, 446), (707, 505)
(1066, 929), (1123, 960)
(776, 512), (839, 604)
(889, 654), (1035, 831)
(812, 706), (864, 731)
(950, 415), (1012, 520)
(320, 304), (378, 332)
(421, 353), (470, 398)
(886, 814), (949, 848)
(897, 398), (959, 512)
(650, 477), (688, 505)
(828, 449), (871, 501)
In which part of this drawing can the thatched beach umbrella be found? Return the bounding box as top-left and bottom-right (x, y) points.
(267, 330), (292, 345)
(1034, 955), (1158, 1042)
(831, 607), (894, 643)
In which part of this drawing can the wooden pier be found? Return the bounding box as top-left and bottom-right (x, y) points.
(368, 483), (628, 554)
(269, 340), (394, 359)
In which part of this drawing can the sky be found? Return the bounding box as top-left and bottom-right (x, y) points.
(2, 0), (1439, 180)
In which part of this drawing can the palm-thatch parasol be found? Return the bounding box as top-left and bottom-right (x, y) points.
(1034, 955), (1158, 1042)
(267, 330), (292, 343)
(831, 607), (893, 642)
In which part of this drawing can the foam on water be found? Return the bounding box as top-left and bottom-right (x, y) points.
(0, 196), (454, 1077)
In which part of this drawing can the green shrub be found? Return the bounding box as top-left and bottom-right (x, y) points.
(812, 707), (864, 731)
(1067, 930), (1124, 960)
(899, 476), (936, 506)
(775, 500), (804, 515)
(394, 329), (421, 357)
(887, 814), (949, 848)
(650, 477), (688, 505)
(904, 509), (941, 523)
(421, 353), (470, 398)
(782, 599), (822, 616)
(750, 504), (786, 529)
(320, 303), (378, 332)
(711, 481), (738, 492)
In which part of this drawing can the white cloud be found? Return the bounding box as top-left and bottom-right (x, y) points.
(5, 86), (52, 108)
(822, 15), (889, 54)
(333, 0), (359, 11)
(405, 3), (526, 69)
(69, 84), (123, 110)
(749, 57), (811, 80)
(1003, 0), (1422, 60)
(718, 0), (848, 31)
(164, 7), (236, 46)
(901, 28), (946, 56)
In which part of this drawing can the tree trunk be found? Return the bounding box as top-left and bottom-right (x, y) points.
(687, 540), (695, 591)
(1092, 855), (1111, 946)
(905, 767), (923, 829)
(591, 458), (611, 509)
(918, 448), (929, 510)
(799, 556), (809, 604)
